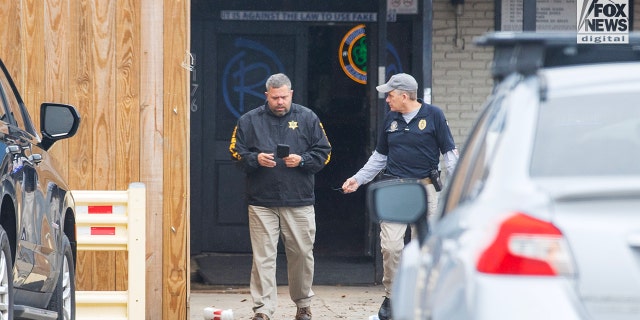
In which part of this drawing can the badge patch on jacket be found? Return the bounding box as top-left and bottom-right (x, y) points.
(389, 121), (398, 132)
(289, 121), (298, 130)
(419, 119), (426, 130)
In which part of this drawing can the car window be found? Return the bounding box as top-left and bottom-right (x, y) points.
(531, 91), (640, 176)
(0, 69), (34, 135)
(442, 93), (507, 216)
(0, 76), (9, 124)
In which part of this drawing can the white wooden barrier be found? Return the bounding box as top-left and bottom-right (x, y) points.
(72, 182), (146, 320)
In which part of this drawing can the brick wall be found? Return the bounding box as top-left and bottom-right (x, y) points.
(432, 0), (495, 149)
(433, 0), (640, 149)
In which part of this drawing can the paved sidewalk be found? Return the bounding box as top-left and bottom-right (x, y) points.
(190, 285), (385, 320)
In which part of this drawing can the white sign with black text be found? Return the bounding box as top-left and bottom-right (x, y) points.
(577, 0), (629, 43)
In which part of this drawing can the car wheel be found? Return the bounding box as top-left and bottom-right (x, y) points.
(0, 226), (14, 320)
(47, 235), (75, 320)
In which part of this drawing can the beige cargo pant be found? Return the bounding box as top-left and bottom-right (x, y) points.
(381, 183), (438, 297)
(248, 205), (316, 317)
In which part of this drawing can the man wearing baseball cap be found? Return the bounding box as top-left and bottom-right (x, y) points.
(341, 73), (459, 320)
(375, 73), (419, 92)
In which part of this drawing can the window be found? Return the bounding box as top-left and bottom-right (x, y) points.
(442, 93), (507, 216)
(531, 91), (640, 176)
(0, 72), (9, 124)
(0, 67), (36, 136)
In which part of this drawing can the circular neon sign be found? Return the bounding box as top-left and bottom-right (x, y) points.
(338, 24), (367, 84)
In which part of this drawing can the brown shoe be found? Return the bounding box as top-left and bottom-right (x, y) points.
(252, 313), (270, 320)
(295, 306), (312, 320)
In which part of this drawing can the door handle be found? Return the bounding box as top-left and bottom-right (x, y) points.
(627, 233), (640, 247)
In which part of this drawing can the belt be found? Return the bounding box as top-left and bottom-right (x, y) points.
(380, 173), (432, 185)
(380, 173), (433, 185)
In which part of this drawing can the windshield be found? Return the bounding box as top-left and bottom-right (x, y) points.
(531, 92), (640, 177)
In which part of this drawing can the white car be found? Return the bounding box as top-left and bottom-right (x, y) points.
(367, 32), (640, 320)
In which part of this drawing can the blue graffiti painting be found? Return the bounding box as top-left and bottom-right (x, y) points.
(223, 38), (285, 118)
(385, 43), (404, 79)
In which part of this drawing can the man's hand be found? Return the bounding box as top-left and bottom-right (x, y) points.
(259, 152), (303, 168)
(257, 152), (276, 167)
(283, 154), (303, 168)
(341, 177), (360, 193)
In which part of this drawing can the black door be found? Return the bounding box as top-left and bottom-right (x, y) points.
(306, 25), (371, 257)
(190, 21), (376, 257)
(191, 20), (308, 253)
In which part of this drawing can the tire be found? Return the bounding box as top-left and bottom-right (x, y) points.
(47, 235), (75, 320)
(0, 226), (14, 320)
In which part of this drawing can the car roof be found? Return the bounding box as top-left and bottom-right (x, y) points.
(474, 32), (640, 81)
(541, 62), (640, 95)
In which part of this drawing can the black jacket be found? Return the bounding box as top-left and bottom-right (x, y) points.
(229, 103), (331, 207)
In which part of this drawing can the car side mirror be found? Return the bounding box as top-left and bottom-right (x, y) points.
(40, 103), (81, 151)
(366, 179), (430, 243)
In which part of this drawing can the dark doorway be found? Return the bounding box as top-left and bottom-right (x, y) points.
(190, 21), (373, 258)
(190, 0), (419, 286)
(307, 25), (370, 257)
(190, 20), (308, 255)
(190, 21), (377, 285)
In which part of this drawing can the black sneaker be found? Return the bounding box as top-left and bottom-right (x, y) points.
(378, 297), (391, 320)
(252, 313), (270, 320)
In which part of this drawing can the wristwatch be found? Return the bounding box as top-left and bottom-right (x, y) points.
(299, 156), (305, 167)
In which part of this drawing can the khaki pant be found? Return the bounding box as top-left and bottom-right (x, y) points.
(380, 183), (438, 297)
(248, 205), (316, 317)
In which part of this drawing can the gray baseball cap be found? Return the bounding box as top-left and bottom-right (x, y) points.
(376, 73), (418, 93)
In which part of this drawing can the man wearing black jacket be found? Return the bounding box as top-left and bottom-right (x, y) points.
(229, 73), (331, 320)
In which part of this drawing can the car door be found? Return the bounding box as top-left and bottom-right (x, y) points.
(420, 83), (510, 318)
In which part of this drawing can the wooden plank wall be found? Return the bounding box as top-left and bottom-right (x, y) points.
(162, 0), (190, 317)
(0, 0), (190, 319)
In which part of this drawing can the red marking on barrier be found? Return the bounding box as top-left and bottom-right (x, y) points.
(88, 206), (113, 214)
(91, 227), (116, 235)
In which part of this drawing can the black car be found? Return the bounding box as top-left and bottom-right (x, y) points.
(0, 59), (80, 319)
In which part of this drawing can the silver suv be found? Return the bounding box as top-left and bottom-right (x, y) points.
(368, 32), (640, 320)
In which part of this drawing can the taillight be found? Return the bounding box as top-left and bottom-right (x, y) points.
(476, 213), (574, 276)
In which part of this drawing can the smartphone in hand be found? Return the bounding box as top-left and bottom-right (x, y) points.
(276, 144), (290, 158)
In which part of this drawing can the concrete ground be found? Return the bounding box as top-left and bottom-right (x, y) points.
(190, 284), (385, 320)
